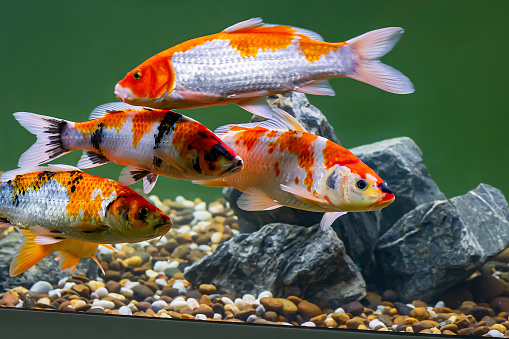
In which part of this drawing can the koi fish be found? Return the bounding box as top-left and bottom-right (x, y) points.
(0, 165), (172, 244)
(9, 229), (115, 276)
(13, 102), (243, 193)
(193, 108), (395, 231)
(115, 18), (414, 119)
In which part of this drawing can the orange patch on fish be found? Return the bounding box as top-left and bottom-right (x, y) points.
(303, 170), (315, 192)
(131, 110), (163, 148)
(266, 130), (278, 138)
(75, 111), (128, 139)
(234, 127), (269, 152)
(294, 176), (300, 185)
(322, 140), (359, 170)
(274, 160), (280, 177)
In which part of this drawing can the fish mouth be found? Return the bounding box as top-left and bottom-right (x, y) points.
(225, 157), (244, 173)
(114, 84), (129, 102)
(372, 195), (395, 210)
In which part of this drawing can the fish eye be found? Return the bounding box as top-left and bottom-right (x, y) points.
(138, 207), (150, 220)
(133, 70), (142, 80)
(356, 179), (368, 190)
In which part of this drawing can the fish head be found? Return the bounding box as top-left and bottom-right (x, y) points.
(106, 193), (172, 242)
(321, 163), (395, 212)
(115, 56), (173, 107)
(175, 121), (244, 178)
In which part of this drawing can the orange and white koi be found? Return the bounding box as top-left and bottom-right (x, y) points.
(9, 229), (115, 276)
(0, 165), (172, 244)
(14, 102), (243, 193)
(194, 109), (395, 231)
(115, 18), (414, 119)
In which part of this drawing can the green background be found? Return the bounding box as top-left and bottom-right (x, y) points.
(1, 0), (507, 202)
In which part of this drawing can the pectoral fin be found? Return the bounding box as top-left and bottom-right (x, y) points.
(143, 173), (159, 194)
(172, 90), (222, 103)
(320, 212), (347, 231)
(153, 149), (186, 173)
(280, 184), (328, 205)
(77, 151), (109, 169)
(237, 188), (282, 211)
(9, 229), (51, 276)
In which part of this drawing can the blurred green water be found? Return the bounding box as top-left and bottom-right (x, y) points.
(0, 0), (507, 202)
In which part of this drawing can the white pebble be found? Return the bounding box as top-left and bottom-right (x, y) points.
(210, 232), (222, 244)
(221, 297), (234, 305)
(92, 300), (115, 310)
(108, 293), (125, 301)
(369, 319), (386, 330)
(177, 225), (191, 234)
(246, 315), (258, 323)
(118, 306), (132, 315)
(280, 322), (292, 326)
(72, 300), (87, 309)
(120, 288), (133, 296)
(487, 330), (503, 337)
(187, 298), (199, 310)
(30, 281), (53, 295)
(48, 289), (61, 298)
(62, 282), (75, 291)
(301, 322), (316, 327)
(257, 291), (273, 299)
(128, 303), (138, 313)
(242, 294), (256, 304)
(167, 261), (179, 268)
(172, 280), (185, 289)
(375, 305), (385, 314)
(170, 300), (188, 311)
(189, 243), (198, 250)
(15, 301), (23, 308)
(194, 202), (206, 211)
(208, 204), (224, 214)
(198, 245), (212, 252)
(334, 307), (345, 313)
(195, 314), (207, 320)
(155, 278), (167, 288)
(152, 300), (168, 309)
(434, 301), (445, 308)
(406, 303), (415, 309)
(193, 210), (212, 221)
(148, 195), (169, 213)
(58, 278), (68, 289)
(95, 287), (109, 299)
(213, 313), (222, 320)
(153, 261), (170, 272)
(182, 200), (195, 208)
(175, 196), (186, 204)
(232, 229), (239, 235)
(124, 281), (139, 290)
(145, 269), (159, 279)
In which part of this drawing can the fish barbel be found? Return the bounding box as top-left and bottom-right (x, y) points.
(0, 165), (172, 244)
(115, 18), (414, 119)
(13, 102), (243, 193)
(194, 108), (395, 231)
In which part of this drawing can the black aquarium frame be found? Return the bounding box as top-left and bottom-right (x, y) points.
(0, 308), (447, 339)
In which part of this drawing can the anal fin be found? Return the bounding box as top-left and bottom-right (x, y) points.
(191, 178), (228, 187)
(238, 97), (280, 120)
(119, 166), (151, 185)
(320, 212), (347, 231)
(294, 79), (335, 96)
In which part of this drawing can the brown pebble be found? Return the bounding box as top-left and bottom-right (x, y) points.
(441, 329), (457, 335)
(331, 312), (350, 325)
(393, 315), (407, 325)
(198, 284), (217, 295)
(410, 307), (430, 321)
(235, 309), (256, 321)
(412, 300), (428, 308)
(2, 293), (19, 306)
(199, 295), (213, 306)
(287, 296), (302, 305)
(192, 307), (215, 318)
(346, 317), (364, 329)
(71, 284), (90, 298)
(411, 321), (432, 333)
(297, 301), (321, 320)
(455, 316), (471, 329)
(260, 297), (283, 312)
(310, 314), (326, 325)
(472, 326), (490, 336)
(278, 298), (298, 315)
(404, 317), (419, 325)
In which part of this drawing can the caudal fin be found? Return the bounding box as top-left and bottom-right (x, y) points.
(346, 27), (414, 94)
(10, 229), (51, 276)
(13, 112), (70, 167)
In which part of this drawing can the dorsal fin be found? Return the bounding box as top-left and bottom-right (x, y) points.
(224, 18), (324, 41)
(89, 102), (146, 120)
(215, 108), (306, 134)
(0, 164), (81, 181)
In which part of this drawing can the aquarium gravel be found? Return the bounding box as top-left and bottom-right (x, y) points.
(2, 194), (509, 337)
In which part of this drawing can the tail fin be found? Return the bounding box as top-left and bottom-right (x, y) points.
(13, 112), (70, 167)
(10, 229), (51, 276)
(346, 27), (414, 94)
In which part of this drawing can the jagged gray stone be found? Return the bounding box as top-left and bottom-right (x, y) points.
(184, 223), (366, 306)
(375, 184), (509, 302)
(0, 232), (98, 292)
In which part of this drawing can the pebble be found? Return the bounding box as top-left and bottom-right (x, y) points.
(30, 281), (53, 295)
(95, 287), (109, 299)
(301, 322), (316, 327)
(88, 281), (105, 292)
(153, 261), (170, 272)
(145, 269), (158, 279)
(123, 281), (139, 290)
(132, 285), (154, 301)
(92, 300), (115, 310)
(258, 291), (273, 299)
(256, 305), (265, 316)
(487, 329), (503, 337)
(118, 305), (132, 315)
(170, 299), (188, 311)
(195, 314), (207, 320)
(210, 232), (222, 244)
(193, 211), (212, 221)
(298, 301), (322, 320)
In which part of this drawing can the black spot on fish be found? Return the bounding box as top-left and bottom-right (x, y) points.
(152, 157), (162, 169)
(54, 236), (65, 240)
(205, 143), (233, 163)
(90, 123), (104, 153)
(153, 111), (182, 149)
(192, 157), (202, 174)
(326, 171), (338, 190)
(82, 230), (95, 234)
(70, 185), (76, 193)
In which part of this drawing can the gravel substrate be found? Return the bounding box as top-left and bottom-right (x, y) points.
(2, 194), (509, 337)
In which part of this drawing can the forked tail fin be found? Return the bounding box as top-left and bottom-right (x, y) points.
(346, 27), (414, 94)
(13, 112), (70, 167)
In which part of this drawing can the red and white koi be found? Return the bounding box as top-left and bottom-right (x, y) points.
(194, 109), (395, 231)
(13, 102), (243, 193)
(0, 165), (172, 245)
(9, 229), (116, 276)
(115, 18), (414, 119)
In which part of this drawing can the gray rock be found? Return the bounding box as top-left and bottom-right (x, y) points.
(30, 281), (53, 295)
(376, 184), (509, 302)
(332, 137), (446, 268)
(184, 223), (366, 307)
(0, 232), (98, 292)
